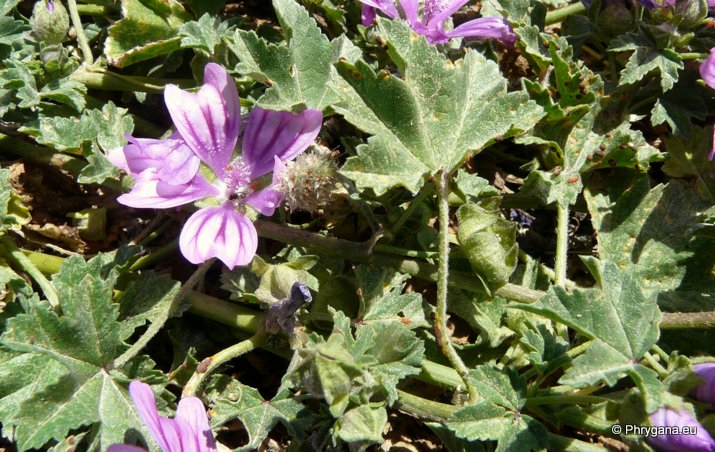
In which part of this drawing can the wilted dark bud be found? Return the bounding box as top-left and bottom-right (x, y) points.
(597, 2), (635, 36)
(279, 146), (342, 214)
(265, 282), (312, 335)
(30, 0), (69, 44)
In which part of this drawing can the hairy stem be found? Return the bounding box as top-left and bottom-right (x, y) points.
(395, 389), (457, 421)
(70, 67), (194, 93)
(0, 236), (59, 309)
(183, 330), (268, 397)
(555, 204), (569, 286)
(66, 0), (94, 65)
(544, 2), (586, 25)
(434, 171), (475, 401)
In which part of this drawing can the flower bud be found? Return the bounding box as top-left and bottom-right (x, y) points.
(647, 407), (715, 451)
(30, 0), (70, 45)
(693, 363), (715, 408)
(279, 146), (342, 214)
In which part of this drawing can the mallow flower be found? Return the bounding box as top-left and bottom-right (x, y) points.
(359, 0), (517, 45)
(109, 63), (322, 269)
(108, 381), (216, 452)
(647, 407), (715, 452)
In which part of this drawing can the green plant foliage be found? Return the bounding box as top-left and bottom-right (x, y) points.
(337, 19), (544, 195)
(609, 32), (683, 92)
(0, 253), (162, 450)
(105, 0), (191, 68)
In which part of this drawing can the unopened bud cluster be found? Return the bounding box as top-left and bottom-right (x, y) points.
(279, 145), (342, 214)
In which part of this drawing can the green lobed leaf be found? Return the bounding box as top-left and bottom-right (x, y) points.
(337, 19), (544, 195)
(585, 175), (715, 312)
(229, 0), (337, 111)
(662, 125), (715, 201)
(355, 266), (429, 328)
(609, 32), (683, 92)
(512, 262), (661, 393)
(333, 404), (388, 446)
(207, 375), (308, 451)
(104, 0), (190, 68)
(650, 73), (707, 135)
(179, 13), (230, 56)
(0, 253), (159, 450)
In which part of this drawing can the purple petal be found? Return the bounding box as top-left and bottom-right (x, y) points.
(117, 171), (219, 209)
(159, 417), (184, 452)
(245, 157), (284, 216)
(710, 128), (715, 162)
(694, 364), (715, 408)
(448, 17), (518, 44)
(242, 106), (323, 179)
(361, 5), (377, 26)
(426, 0), (470, 28)
(398, 0), (420, 24)
(203, 63), (241, 158)
(647, 408), (715, 452)
(700, 49), (715, 90)
(709, 0), (715, 8)
(107, 445), (146, 452)
(179, 204), (258, 269)
(176, 397), (217, 452)
(112, 134), (201, 185)
(359, 0), (399, 18)
(128, 381), (170, 451)
(165, 81), (237, 177)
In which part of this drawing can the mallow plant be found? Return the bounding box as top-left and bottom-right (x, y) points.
(0, 0), (714, 451)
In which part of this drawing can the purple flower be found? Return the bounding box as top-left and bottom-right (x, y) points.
(693, 363), (715, 408)
(108, 381), (217, 452)
(701, 49), (715, 91)
(359, 0), (517, 45)
(109, 63), (322, 269)
(638, 0), (676, 8)
(647, 408), (715, 452)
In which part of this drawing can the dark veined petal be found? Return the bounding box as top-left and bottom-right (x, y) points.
(447, 16), (518, 44)
(108, 134), (200, 185)
(128, 381), (171, 451)
(179, 204), (258, 269)
(647, 408), (715, 452)
(242, 106), (323, 179)
(164, 65), (241, 177)
(175, 397), (217, 452)
(361, 4), (377, 26)
(398, 0), (420, 24)
(203, 63), (241, 159)
(117, 171), (219, 209)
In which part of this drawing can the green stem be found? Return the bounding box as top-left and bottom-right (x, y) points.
(434, 171), (475, 402)
(23, 249), (65, 274)
(373, 244), (438, 259)
(0, 132), (86, 176)
(395, 389), (457, 421)
(129, 238), (178, 271)
(546, 433), (608, 452)
(66, 0), (94, 65)
(113, 260), (214, 369)
(526, 394), (607, 407)
(652, 344), (670, 362)
(681, 52), (709, 60)
(419, 359), (464, 389)
(643, 351), (669, 378)
(134, 217), (173, 247)
(545, 2), (586, 25)
(0, 236), (59, 309)
(555, 204), (569, 286)
(183, 330), (268, 397)
(70, 67), (194, 93)
(186, 290), (265, 333)
(75, 4), (108, 14)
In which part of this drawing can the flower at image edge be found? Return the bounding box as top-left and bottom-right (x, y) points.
(107, 381), (216, 452)
(108, 63), (323, 269)
(359, 0), (517, 45)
